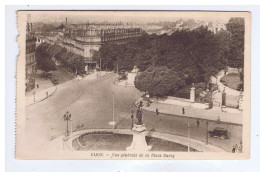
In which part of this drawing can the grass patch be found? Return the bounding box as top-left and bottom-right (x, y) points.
(220, 73), (242, 91)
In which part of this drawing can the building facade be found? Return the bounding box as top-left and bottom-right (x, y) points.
(41, 20), (143, 68)
(208, 21), (226, 34)
(25, 22), (37, 92)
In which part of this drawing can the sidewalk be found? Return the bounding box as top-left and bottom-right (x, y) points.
(26, 70), (58, 106)
(26, 86), (57, 106)
(25, 71), (54, 97)
(140, 100), (242, 125)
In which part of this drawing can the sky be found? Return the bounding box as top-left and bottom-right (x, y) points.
(24, 11), (242, 24)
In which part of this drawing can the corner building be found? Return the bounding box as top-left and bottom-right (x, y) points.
(25, 23), (37, 92)
(54, 21), (143, 69)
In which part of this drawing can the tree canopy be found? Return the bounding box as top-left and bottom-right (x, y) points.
(226, 17), (245, 68)
(36, 42), (85, 74)
(135, 66), (186, 96)
(36, 43), (56, 73)
(94, 23), (244, 96)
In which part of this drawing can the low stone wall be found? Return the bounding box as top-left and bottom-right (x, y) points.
(225, 94), (240, 109)
(191, 102), (210, 109)
(227, 67), (240, 74)
(157, 96), (191, 107)
(156, 96), (209, 109)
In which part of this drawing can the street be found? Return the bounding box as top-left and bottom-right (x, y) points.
(25, 73), (242, 152)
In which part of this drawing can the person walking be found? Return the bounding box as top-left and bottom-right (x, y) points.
(37, 84), (39, 89)
(156, 108), (159, 116)
(131, 110), (134, 129)
(196, 120), (200, 127)
(235, 144), (239, 153)
(217, 116), (221, 123)
(182, 107), (185, 115)
(46, 91), (48, 97)
(232, 146), (236, 153)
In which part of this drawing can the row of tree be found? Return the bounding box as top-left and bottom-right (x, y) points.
(93, 18), (244, 96)
(36, 42), (85, 74)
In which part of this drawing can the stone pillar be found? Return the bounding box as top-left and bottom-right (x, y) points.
(190, 86), (195, 103)
(126, 124), (152, 151)
(239, 92), (244, 111)
(222, 87), (226, 106)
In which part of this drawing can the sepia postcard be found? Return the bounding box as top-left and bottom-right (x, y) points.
(16, 11), (251, 160)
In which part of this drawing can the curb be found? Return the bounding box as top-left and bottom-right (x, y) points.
(26, 86), (57, 107)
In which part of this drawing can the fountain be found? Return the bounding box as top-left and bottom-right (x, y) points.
(126, 101), (152, 151)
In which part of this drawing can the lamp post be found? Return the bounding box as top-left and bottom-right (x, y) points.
(63, 111), (71, 137)
(108, 93), (116, 128)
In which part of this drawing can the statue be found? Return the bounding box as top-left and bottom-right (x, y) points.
(127, 100), (152, 151)
(136, 101), (143, 125)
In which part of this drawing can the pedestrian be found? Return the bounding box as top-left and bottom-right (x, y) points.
(182, 107), (185, 115)
(232, 146), (236, 153)
(156, 108), (159, 116)
(217, 116), (220, 122)
(37, 84), (39, 89)
(139, 101), (143, 107)
(196, 120), (200, 127)
(131, 111), (134, 129)
(46, 91), (48, 97)
(238, 146), (241, 153)
(235, 144), (238, 153)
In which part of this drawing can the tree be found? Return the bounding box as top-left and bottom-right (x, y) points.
(226, 18), (245, 68)
(135, 66), (186, 96)
(36, 49), (56, 73)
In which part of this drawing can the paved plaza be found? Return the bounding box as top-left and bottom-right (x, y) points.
(23, 73), (242, 153)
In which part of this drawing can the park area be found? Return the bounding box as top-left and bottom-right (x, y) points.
(220, 73), (242, 91)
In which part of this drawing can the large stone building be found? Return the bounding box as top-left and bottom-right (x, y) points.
(208, 21), (226, 34)
(25, 22), (37, 92)
(42, 19), (143, 69)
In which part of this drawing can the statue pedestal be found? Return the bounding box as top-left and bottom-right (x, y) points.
(126, 124), (152, 151)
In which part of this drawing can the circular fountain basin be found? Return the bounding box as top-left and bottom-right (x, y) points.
(72, 132), (197, 152)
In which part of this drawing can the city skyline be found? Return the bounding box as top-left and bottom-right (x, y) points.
(27, 11), (234, 24)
